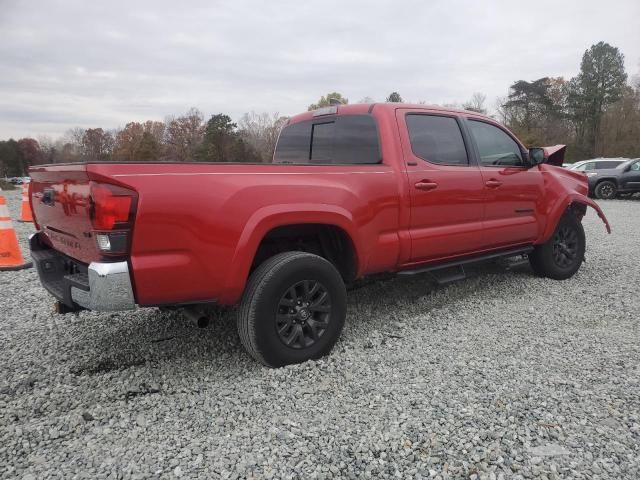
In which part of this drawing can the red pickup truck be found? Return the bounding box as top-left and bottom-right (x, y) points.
(29, 103), (610, 366)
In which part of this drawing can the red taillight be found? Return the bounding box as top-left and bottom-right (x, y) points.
(90, 182), (136, 230)
(90, 182), (137, 256)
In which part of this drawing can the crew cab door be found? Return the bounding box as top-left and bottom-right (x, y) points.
(464, 118), (544, 248)
(620, 159), (640, 191)
(396, 109), (485, 263)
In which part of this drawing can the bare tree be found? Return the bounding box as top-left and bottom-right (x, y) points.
(37, 136), (56, 163)
(463, 92), (487, 114)
(143, 120), (166, 145)
(164, 108), (205, 162)
(56, 128), (84, 162)
(113, 122), (145, 161)
(237, 111), (289, 162)
(81, 128), (114, 161)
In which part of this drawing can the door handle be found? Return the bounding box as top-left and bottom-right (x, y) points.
(415, 181), (438, 191)
(485, 179), (503, 188)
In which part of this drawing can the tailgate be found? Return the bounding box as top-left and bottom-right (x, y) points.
(30, 164), (98, 264)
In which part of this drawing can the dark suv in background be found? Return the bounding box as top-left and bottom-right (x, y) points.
(588, 158), (640, 199)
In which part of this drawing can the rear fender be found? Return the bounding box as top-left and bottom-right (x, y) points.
(221, 204), (361, 304)
(541, 194), (611, 243)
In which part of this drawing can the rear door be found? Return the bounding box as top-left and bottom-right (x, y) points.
(396, 109), (485, 263)
(465, 118), (543, 248)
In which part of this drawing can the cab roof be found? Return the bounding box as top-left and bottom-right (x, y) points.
(288, 102), (496, 125)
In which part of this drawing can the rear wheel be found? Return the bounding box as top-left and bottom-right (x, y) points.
(595, 180), (617, 199)
(529, 212), (585, 280)
(237, 251), (346, 367)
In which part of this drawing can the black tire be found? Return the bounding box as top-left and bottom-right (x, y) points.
(237, 251), (347, 367)
(529, 212), (585, 280)
(595, 180), (617, 200)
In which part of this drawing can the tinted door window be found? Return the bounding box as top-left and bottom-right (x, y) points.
(334, 115), (380, 164)
(273, 115), (380, 164)
(630, 161), (640, 171)
(406, 114), (468, 165)
(468, 120), (523, 167)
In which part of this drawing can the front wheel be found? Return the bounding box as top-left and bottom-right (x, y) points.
(237, 251), (347, 367)
(595, 180), (617, 199)
(529, 212), (586, 280)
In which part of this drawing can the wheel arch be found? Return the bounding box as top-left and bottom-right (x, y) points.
(539, 194), (611, 243)
(593, 176), (619, 188)
(221, 204), (362, 303)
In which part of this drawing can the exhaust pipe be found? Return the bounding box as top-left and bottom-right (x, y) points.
(182, 307), (210, 328)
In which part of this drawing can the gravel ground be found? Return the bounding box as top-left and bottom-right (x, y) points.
(1, 188), (639, 480)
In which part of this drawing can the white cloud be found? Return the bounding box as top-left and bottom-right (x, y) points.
(0, 0), (638, 138)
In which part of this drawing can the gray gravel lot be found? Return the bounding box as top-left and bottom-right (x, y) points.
(1, 189), (639, 479)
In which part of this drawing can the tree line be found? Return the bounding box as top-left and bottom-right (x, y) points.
(1, 41), (638, 176)
(497, 42), (637, 161)
(0, 109), (289, 177)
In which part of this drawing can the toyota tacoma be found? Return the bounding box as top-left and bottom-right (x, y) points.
(28, 103), (610, 366)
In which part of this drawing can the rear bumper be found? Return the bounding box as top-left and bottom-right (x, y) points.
(30, 233), (136, 312)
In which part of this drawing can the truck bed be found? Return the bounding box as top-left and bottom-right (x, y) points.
(29, 161), (401, 305)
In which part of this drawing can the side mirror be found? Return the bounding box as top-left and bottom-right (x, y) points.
(528, 148), (545, 166)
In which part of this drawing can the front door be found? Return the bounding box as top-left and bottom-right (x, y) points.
(465, 118), (544, 249)
(397, 110), (485, 263)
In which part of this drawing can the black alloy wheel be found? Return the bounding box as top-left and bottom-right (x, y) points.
(528, 212), (586, 280)
(551, 225), (579, 268)
(276, 280), (331, 349)
(595, 181), (617, 199)
(237, 251), (347, 367)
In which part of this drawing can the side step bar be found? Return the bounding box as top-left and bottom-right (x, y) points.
(430, 265), (467, 285)
(398, 246), (533, 278)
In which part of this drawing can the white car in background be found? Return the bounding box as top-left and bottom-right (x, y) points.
(567, 158), (626, 171)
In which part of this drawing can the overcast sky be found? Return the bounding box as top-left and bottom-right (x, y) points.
(1, 0), (639, 139)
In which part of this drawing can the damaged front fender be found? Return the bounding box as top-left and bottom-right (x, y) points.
(569, 195), (611, 234)
(541, 194), (611, 243)
(539, 164), (611, 242)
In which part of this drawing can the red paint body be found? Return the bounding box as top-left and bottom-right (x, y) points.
(29, 104), (609, 307)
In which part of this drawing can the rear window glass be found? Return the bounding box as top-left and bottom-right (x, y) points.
(272, 121), (311, 164)
(273, 115), (380, 164)
(310, 122), (334, 162)
(406, 114), (468, 165)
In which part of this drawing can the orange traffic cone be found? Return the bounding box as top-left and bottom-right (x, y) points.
(0, 189), (32, 271)
(18, 182), (33, 222)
